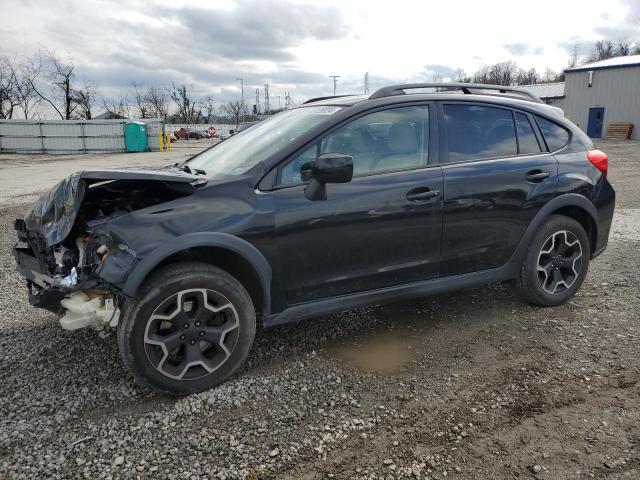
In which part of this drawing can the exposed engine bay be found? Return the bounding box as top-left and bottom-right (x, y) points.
(14, 169), (202, 332)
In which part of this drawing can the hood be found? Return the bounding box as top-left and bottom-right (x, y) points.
(24, 169), (202, 247)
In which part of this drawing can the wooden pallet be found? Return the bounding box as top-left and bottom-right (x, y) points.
(606, 123), (633, 140)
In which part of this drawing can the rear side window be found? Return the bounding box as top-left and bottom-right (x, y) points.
(443, 104), (517, 162)
(535, 116), (570, 151)
(515, 112), (542, 154)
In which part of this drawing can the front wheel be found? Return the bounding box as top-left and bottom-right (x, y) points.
(512, 215), (591, 306)
(118, 262), (256, 395)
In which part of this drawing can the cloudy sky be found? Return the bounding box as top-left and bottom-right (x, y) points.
(2, 0), (639, 108)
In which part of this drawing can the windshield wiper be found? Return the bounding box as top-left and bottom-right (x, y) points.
(176, 163), (206, 176)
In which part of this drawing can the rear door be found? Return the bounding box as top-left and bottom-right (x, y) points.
(438, 102), (558, 275)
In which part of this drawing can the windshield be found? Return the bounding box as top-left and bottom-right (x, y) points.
(186, 106), (343, 177)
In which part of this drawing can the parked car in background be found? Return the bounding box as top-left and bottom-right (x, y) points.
(174, 128), (203, 140)
(14, 83), (615, 395)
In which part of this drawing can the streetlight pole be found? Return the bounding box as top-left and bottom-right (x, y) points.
(237, 77), (244, 123)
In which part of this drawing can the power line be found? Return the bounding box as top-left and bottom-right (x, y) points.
(329, 75), (340, 96)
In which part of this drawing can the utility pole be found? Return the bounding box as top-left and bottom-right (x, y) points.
(364, 72), (370, 95)
(255, 88), (260, 115)
(237, 77), (244, 122)
(264, 84), (270, 114)
(276, 95), (281, 108)
(329, 75), (340, 96)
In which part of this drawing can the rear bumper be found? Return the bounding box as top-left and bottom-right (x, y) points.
(593, 178), (616, 258)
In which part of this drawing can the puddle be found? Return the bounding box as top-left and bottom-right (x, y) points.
(326, 327), (419, 374)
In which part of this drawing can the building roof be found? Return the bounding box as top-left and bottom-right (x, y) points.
(566, 54), (640, 72)
(93, 111), (128, 120)
(517, 82), (565, 99)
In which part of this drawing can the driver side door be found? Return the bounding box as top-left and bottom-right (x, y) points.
(265, 104), (444, 306)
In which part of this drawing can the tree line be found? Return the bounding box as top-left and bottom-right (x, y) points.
(451, 39), (640, 87)
(2, 39), (639, 121)
(0, 49), (254, 123)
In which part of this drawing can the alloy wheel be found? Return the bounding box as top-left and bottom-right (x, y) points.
(536, 230), (583, 295)
(143, 288), (240, 380)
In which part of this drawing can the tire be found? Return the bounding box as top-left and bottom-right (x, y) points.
(117, 262), (256, 395)
(512, 215), (591, 306)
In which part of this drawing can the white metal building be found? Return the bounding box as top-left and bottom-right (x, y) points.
(562, 55), (640, 140)
(518, 82), (566, 110)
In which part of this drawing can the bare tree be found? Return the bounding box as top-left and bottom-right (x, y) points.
(102, 91), (130, 118)
(74, 81), (95, 119)
(14, 58), (42, 118)
(27, 51), (79, 119)
(615, 39), (632, 56)
(145, 86), (169, 119)
(453, 68), (472, 83)
(131, 81), (149, 118)
(170, 83), (199, 123)
(221, 100), (248, 127)
(204, 95), (216, 123)
(541, 67), (559, 83)
(515, 68), (538, 85)
(0, 54), (21, 119)
(472, 61), (518, 86)
(589, 40), (616, 62)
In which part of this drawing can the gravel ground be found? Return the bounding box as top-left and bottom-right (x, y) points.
(0, 141), (638, 479)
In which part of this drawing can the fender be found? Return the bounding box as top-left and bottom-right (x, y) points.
(506, 193), (599, 268)
(121, 232), (272, 315)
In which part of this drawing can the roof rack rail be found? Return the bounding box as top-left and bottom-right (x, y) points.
(303, 94), (354, 104)
(369, 83), (543, 104)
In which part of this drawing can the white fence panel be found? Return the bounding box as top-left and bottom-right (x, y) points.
(0, 119), (164, 154)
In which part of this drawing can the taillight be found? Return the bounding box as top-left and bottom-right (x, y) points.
(587, 150), (608, 176)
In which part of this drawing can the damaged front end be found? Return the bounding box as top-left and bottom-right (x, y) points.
(14, 169), (202, 332)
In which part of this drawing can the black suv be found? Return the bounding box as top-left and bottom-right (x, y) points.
(14, 83), (615, 394)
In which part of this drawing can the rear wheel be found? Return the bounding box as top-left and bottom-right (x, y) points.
(513, 215), (590, 306)
(118, 262), (256, 395)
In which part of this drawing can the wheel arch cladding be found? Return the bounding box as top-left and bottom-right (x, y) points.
(122, 233), (272, 316)
(511, 194), (599, 265)
(550, 205), (598, 254)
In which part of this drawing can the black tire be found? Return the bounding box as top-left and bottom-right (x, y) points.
(117, 262), (256, 395)
(512, 215), (591, 306)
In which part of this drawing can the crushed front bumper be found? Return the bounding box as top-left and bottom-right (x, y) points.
(14, 246), (68, 313)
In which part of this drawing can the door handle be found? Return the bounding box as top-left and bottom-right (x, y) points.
(406, 187), (440, 202)
(525, 170), (550, 182)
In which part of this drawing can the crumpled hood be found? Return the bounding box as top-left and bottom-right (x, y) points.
(24, 169), (201, 247)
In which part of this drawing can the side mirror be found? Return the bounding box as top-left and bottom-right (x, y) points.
(304, 153), (353, 201)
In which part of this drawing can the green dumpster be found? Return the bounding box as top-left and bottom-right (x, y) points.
(124, 122), (148, 152)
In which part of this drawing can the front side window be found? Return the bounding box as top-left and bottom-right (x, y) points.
(279, 106), (429, 185)
(515, 112), (542, 155)
(443, 104), (517, 163)
(535, 116), (570, 151)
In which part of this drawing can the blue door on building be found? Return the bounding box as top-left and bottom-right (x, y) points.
(587, 107), (605, 138)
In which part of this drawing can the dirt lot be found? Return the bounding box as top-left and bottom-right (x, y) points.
(0, 142), (638, 479)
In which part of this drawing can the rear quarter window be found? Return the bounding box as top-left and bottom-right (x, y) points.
(535, 116), (570, 152)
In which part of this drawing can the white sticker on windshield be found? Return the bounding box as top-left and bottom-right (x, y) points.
(306, 106), (342, 115)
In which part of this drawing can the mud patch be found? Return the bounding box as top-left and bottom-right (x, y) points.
(325, 327), (419, 374)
